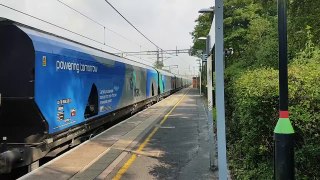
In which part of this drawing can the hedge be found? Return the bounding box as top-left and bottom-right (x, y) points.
(225, 59), (320, 179)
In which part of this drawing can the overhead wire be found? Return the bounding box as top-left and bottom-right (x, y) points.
(59, 0), (181, 62)
(0, 4), (123, 53)
(105, 0), (186, 59)
(127, 54), (155, 65)
(3, 1), (179, 66)
(1, 3), (154, 66)
(104, 0), (185, 60)
(104, 0), (162, 50)
(57, 0), (150, 49)
(57, 0), (155, 64)
(57, 0), (104, 27)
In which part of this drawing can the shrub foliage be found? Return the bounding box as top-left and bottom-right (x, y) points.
(226, 56), (320, 179)
(191, 0), (320, 178)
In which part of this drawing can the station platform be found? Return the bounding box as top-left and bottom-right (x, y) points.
(20, 88), (216, 180)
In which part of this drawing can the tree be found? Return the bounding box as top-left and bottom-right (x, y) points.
(190, 0), (320, 178)
(153, 60), (164, 69)
(190, 13), (213, 56)
(288, 0), (320, 57)
(224, 0), (262, 63)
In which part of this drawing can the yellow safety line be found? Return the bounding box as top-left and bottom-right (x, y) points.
(113, 88), (190, 180)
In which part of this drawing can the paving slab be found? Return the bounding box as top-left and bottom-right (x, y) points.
(20, 89), (187, 180)
(104, 88), (217, 180)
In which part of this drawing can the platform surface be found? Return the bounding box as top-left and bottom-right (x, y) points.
(20, 88), (216, 180)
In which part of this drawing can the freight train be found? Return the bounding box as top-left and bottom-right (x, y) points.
(0, 19), (191, 173)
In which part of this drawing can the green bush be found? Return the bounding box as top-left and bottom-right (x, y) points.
(289, 58), (320, 179)
(225, 58), (320, 179)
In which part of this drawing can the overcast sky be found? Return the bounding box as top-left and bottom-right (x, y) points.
(0, 0), (213, 75)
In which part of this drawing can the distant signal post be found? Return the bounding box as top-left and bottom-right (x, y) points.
(274, 0), (295, 179)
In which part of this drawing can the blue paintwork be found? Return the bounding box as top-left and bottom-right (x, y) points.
(146, 69), (158, 97)
(28, 34), (130, 133)
(19, 26), (172, 134)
